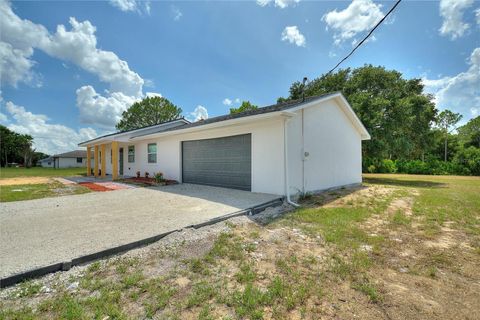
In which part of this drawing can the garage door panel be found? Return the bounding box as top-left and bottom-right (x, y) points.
(182, 134), (252, 190)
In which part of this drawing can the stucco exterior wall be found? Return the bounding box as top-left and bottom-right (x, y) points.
(290, 99), (362, 193)
(106, 118), (286, 195)
(100, 98), (364, 196)
(55, 157), (88, 168)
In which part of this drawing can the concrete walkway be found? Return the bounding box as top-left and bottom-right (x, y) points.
(0, 184), (279, 279)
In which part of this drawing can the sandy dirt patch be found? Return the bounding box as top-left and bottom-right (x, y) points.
(387, 197), (414, 215)
(0, 177), (52, 186)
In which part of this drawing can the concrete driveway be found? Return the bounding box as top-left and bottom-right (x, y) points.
(0, 184), (279, 279)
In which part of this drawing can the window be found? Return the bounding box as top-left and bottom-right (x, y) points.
(76, 157), (83, 163)
(128, 146), (135, 163)
(147, 143), (157, 163)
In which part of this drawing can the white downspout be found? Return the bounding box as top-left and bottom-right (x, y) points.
(283, 115), (300, 207)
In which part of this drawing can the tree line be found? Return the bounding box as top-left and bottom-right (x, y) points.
(0, 125), (48, 167)
(115, 65), (478, 175)
(6, 65), (473, 173)
(277, 65), (479, 176)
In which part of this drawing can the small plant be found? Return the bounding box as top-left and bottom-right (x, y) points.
(145, 172), (149, 178)
(154, 172), (165, 183)
(17, 281), (42, 298)
(136, 171), (141, 178)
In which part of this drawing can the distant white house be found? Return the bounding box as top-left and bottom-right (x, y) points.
(39, 150), (92, 168)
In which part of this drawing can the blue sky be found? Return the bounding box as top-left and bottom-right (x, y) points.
(0, 0), (479, 154)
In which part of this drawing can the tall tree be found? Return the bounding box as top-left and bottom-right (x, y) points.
(229, 101), (258, 114)
(116, 96), (183, 131)
(278, 65), (437, 161)
(0, 126), (34, 167)
(436, 110), (462, 161)
(457, 116), (480, 148)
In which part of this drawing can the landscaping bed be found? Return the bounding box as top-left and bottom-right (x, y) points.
(121, 177), (178, 187)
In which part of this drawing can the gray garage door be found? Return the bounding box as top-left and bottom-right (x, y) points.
(182, 134), (251, 190)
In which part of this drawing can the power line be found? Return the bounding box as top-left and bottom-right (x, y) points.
(326, 0), (403, 75)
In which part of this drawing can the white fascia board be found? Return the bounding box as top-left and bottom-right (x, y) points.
(129, 112), (284, 141)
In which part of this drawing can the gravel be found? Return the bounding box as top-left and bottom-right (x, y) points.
(0, 183), (279, 279)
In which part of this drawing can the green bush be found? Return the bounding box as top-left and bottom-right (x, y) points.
(453, 146), (480, 176)
(363, 152), (479, 176)
(379, 159), (396, 173)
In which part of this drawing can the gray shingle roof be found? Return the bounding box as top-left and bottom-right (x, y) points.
(131, 92), (340, 139)
(53, 150), (88, 158)
(78, 92), (341, 144)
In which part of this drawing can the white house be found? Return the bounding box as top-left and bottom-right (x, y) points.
(39, 150), (91, 168)
(78, 92), (370, 198)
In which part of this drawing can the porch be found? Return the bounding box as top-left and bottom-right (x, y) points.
(85, 141), (129, 180)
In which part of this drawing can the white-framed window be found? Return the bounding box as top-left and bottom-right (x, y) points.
(147, 143), (157, 163)
(128, 145), (135, 163)
(76, 157), (83, 163)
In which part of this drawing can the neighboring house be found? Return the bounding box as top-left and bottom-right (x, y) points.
(78, 92), (370, 198)
(40, 150), (91, 168)
(38, 157), (54, 167)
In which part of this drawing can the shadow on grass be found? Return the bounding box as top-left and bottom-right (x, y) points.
(363, 177), (446, 188)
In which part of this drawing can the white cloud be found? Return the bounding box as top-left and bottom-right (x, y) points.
(439, 0), (474, 39)
(223, 98), (243, 106)
(257, 0), (300, 9)
(171, 5), (183, 21)
(109, 0), (151, 15)
(0, 41), (40, 87)
(145, 92), (162, 98)
(188, 105), (209, 122)
(281, 26), (306, 47)
(471, 107), (479, 117)
(322, 0), (384, 45)
(422, 47), (480, 120)
(76, 86), (138, 129)
(4, 101), (98, 154)
(41, 17), (143, 97)
(109, 0), (137, 12)
(0, 1), (147, 129)
(0, 111), (8, 123)
(475, 8), (480, 25)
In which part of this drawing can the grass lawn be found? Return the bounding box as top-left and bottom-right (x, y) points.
(0, 181), (91, 202)
(1, 174), (479, 319)
(0, 167), (86, 179)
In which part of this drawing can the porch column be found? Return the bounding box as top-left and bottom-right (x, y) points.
(86, 146), (91, 176)
(101, 144), (106, 178)
(112, 141), (119, 180)
(94, 145), (99, 177)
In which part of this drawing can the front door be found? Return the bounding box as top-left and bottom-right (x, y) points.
(119, 148), (124, 175)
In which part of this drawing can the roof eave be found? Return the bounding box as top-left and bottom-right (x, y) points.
(77, 118), (190, 147)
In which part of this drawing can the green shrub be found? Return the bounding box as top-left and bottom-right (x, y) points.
(363, 154), (478, 176)
(379, 159), (396, 173)
(154, 172), (165, 183)
(454, 146), (480, 176)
